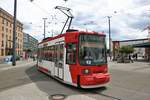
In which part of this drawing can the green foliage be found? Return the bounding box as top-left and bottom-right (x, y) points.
(118, 45), (134, 54)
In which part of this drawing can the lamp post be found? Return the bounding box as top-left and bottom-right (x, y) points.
(43, 18), (47, 39)
(12, 0), (17, 66)
(107, 16), (112, 60)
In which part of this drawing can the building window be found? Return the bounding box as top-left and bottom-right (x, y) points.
(6, 28), (8, 33)
(1, 49), (4, 56)
(6, 35), (8, 40)
(2, 19), (4, 24)
(6, 41), (8, 48)
(2, 26), (4, 31)
(9, 42), (11, 48)
(6, 21), (8, 26)
(2, 33), (4, 38)
(2, 40), (4, 47)
(18, 44), (19, 48)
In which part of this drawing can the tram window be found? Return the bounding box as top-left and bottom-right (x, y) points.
(38, 48), (42, 62)
(66, 43), (76, 64)
(48, 46), (52, 61)
(53, 46), (57, 62)
(51, 46), (54, 62)
(49, 47), (52, 61)
(60, 44), (64, 61)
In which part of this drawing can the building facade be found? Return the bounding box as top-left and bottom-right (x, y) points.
(112, 38), (150, 60)
(23, 33), (38, 57)
(0, 7), (23, 56)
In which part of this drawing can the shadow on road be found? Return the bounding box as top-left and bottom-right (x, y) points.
(25, 66), (108, 99)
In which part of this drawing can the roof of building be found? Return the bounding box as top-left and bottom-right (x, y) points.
(132, 42), (150, 47)
(0, 7), (22, 25)
(113, 38), (148, 42)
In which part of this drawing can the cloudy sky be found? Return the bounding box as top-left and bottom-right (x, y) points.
(0, 0), (150, 43)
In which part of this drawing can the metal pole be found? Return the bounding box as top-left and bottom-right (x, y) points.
(68, 17), (73, 30)
(108, 16), (111, 60)
(61, 17), (69, 34)
(12, 0), (17, 66)
(43, 18), (47, 39)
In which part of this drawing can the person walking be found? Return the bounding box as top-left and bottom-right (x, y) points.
(129, 54), (134, 63)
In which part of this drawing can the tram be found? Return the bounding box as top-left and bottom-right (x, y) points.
(37, 29), (110, 88)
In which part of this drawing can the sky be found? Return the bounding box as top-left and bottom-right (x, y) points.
(0, 0), (150, 44)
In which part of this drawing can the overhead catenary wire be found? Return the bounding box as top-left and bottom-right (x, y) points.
(29, 0), (50, 15)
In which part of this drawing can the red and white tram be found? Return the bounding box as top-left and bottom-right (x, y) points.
(37, 29), (110, 88)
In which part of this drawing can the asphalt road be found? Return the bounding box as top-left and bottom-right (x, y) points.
(0, 61), (150, 100)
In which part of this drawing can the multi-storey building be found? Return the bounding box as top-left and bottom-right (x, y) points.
(112, 38), (150, 61)
(23, 33), (38, 57)
(112, 25), (150, 61)
(0, 7), (23, 56)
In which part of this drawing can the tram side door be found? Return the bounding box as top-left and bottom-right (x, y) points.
(54, 44), (64, 79)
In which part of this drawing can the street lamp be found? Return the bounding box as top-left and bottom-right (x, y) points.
(12, 0), (17, 66)
(107, 16), (112, 60)
(43, 18), (47, 39)
(106, 11), (117, 60)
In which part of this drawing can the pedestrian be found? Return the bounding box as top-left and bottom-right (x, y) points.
(33, 56), (35, 61)
(135, 53), (138, 61)
(129, 54), (134, 63)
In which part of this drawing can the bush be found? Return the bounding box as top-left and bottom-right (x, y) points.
(119, 46), (134, 54)
(117, 46), (134, 63)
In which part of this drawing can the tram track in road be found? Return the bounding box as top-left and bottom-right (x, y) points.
(76, 87), (122, 100)
(46, 84), (122, 100)
(93, 91), (121, 100)
(48, 91), (122, 100)
(48, 92), (121, 100)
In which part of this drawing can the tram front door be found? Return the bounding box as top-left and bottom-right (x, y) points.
(54, 44), (64, 79)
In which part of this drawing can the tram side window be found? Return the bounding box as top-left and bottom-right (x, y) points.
(60, 44), (64, 61)
(38, 48), (42, 62)
(42, 48), (44, 60)
(66, 43), (76, 64)
(42, 47), (48, 61)
(44, 46), (54, 61)
(49, 46), (53, 61)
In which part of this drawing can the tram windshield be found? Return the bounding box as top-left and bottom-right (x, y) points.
(79, 34), (106, 65)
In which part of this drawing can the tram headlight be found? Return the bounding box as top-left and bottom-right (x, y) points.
(82, 69), (90, 74)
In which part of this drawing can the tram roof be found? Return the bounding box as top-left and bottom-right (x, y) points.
(38, 29), (105, 44)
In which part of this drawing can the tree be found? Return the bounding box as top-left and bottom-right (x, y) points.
(117, 46), (134, 63)
(119, 45), (134, 54)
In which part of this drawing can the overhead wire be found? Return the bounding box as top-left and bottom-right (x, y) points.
(27, 0), (50, 15)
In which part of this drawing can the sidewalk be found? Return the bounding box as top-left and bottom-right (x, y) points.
(0, 59), (35, 69)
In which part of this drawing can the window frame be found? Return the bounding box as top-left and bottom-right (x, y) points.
(66, 42), (77, 64)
